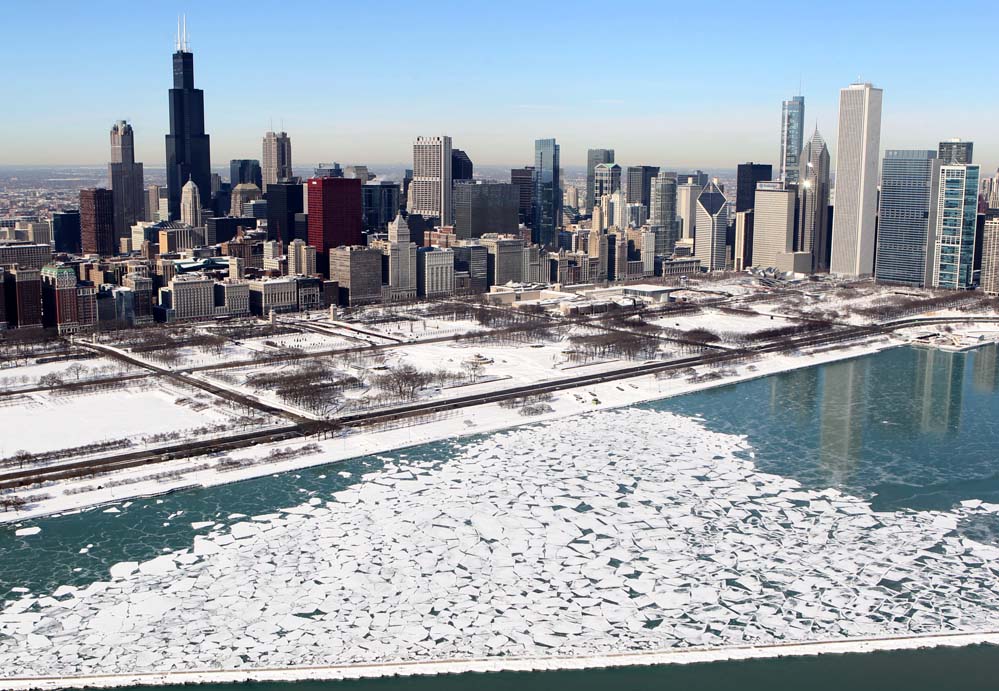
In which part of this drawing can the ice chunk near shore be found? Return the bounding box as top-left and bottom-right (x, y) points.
(14, 527), (41, 537)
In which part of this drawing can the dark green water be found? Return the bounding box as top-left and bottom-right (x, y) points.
(119, 644), (999, 691)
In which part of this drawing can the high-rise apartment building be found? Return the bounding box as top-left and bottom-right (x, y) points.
(262, 131), (293, 190)
(532, 138), (561, 248)
(165, 21), (211, 221)
(411, 135), (453, 224)
(109, 120), (144, 242)
(982, 218), (999, 296)
(80, 188), (115, 256)
(830, 82), (883, 276)
(938, 139), (973, 165)
(798, 129), (831, 270)
(932, 164), (980, 289)
(585, 149), (615, 213)
(694, 181), (728, 271)
(779, 96), (805, 183)
(307, 177), (363, 277)
(873, 150), (939, 286)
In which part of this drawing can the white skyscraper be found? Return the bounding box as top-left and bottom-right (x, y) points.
(693, 181), (728, 272)
(384, 213), (417, 300)
(262, 131), (293, 191)
(830, 82), (883, 276)
(676, 182), (700, 240)
(180, 179), (202, 228)
(411, 135), (453, 225)
(751, 182), (796, 269)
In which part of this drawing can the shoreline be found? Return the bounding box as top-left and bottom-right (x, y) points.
(4, 629), (999, 690)
(1, 335), (903, 526)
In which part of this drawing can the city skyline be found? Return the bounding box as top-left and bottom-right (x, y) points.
(3, 1), (997, 171)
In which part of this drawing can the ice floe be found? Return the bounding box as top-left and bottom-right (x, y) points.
(3, 408), (999, 678)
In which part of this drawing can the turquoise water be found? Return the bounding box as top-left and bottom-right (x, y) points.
(652, 344), (999, 515)
(4, 345), (999, 600)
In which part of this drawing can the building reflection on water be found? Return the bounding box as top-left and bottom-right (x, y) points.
(770, 346), (999, 488)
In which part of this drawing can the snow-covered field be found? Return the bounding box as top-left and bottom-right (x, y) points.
(0, 382), (251, 458)
(4, 408), (999, 680)
(649, 308), (797, 341)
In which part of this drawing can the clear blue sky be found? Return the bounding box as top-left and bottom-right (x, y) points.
(4, 0), (997, 172)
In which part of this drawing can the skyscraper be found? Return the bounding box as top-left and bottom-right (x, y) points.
(262, 131), (293, 191)
(625, 166), (659, 207)
(454, 183), (519, 239)
(830, 82), (883, 276)
(735, 162), (773, 213)
(180, 179), (203, 228)
(109, 120), (144, 243)
(307, 177), (363, 277)
(452, 149), (474, 182)
(798, 129), (831, 270)
(873, 150), (939, 286)
(230, 159), (263, 189)
(532, 138), (561, 247)
(585, 149), (614, 213)
(52, 209), (81, 254)
(938, 139), (973, 165)
(779, 96), (805, 183)
(593, 163), (622, 202)
(165, 18), (211, 221)
(932, 164), (980, 289)
(266, 180), (304, 244)
(411, 135), (453, 224)
(649, 171), (679, 256)
(80, 188), (115, 256)
(676, 182), (700, 239)
(384, 214), (417, 301)
(982, 218), (999, 296)
(511, 167), (535, 226)
(694, 181), (728, 271)
(752, 181), (796, 268)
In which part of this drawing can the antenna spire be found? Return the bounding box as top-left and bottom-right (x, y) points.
(176, 14), (189, 52)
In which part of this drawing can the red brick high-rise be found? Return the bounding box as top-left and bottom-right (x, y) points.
(307, 177), (362, 277)
(80, 188), (115, 256)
